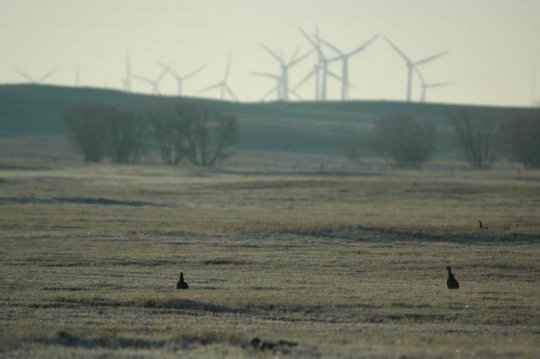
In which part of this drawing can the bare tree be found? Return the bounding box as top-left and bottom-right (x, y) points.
(102, 110), (149, 163)
(147, 109), (189, 164)
(372, 115), (435, 168)
(150, 102), (240, 166)
(451, 111), (501, 168)
(502, 113), (540, 169)
(178, 104), (240, 166)
(62, 104), (149, 164)
(62, 105), (108, 162)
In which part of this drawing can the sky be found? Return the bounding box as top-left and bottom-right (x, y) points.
(1, 0), (539, 107)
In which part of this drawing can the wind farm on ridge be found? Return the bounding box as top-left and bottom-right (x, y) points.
(10, 26), (451, 104)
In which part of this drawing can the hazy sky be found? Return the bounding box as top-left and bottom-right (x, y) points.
(1, 0), (539, 106)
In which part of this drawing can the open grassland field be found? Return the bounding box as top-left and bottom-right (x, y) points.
(1, 151), (540, 358)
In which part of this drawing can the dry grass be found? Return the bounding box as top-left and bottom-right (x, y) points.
(0, 159), (539, 358)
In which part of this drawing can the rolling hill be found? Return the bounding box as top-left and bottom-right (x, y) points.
(0, 84), (536, 156)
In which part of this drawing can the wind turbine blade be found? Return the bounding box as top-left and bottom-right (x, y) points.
(13, 68), (34, 82)
(289, 51), (311, 67)
(299, 28), (323, 57)
(183, 65), (206, 80)
(383, 37), (411, 63)
(414, 51), (449, 66)
(39, 68), (57, 82)
(428, 81), (454, 88)
(225, 86), (238, 101)
(413, 67), (426, 85)
(134, 75), (153, 84)
(327, 55), (343, 62)
(261, 85), (278, 101)
(156, 62), (171, 82)
(199, 82), (222, 93)
(289, 46), (300, 63)
(251, 71), (280, 80)
(224, 52), (232, 81)
(318, 37), (343, 56)
(293, 69), (316, 90)
(260, 43), (283, 64)
(347, 35), (379, 57)
(158, 61), (179, 77)
(327, 70), (342, 81)
(288, 88), (303, 100)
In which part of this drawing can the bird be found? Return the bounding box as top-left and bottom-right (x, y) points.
(478, 220), (487, 230)
(176, 272), (189, 289)
(446, 266), (460, 289)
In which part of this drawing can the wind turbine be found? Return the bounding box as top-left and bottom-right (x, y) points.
(414, 68), (453, 102)
(384, 37), (448, 102)
(292, 63), (320, 100)
(199, 53), (238, 101)
(134, 65), (168, 95)
(158, 62), (206, 95)
(299, 26), (337, 100)
(13, 67), (57, 84)
(252, 71), (282, 100)
(318, 35), (378, 100)
(293, 63), (343, 100)
(259, 43), (310, 101)
(123, 51), (132, 92)
(251, 71), (302, 101)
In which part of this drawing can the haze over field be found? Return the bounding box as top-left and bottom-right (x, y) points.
(1, 0), (539, 106)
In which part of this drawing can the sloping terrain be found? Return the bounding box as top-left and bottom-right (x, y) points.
(0, 84), (536, 156)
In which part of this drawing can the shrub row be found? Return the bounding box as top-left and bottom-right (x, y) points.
(347, 111), (540, 169)
(62, 102), (239, 166)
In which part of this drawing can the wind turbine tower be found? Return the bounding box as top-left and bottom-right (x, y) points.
(300, 26), (337, 100)
(123, 51), (132, 92)
(319, 35), (378, 100)
(384, 37), (448, 102)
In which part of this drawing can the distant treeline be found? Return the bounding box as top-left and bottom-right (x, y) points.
(2, 85), (539, 167)
(345, 111), (540, 169)
(61, 99), (540, 169)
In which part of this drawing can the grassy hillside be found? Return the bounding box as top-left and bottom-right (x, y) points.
(0, 84), (536, 156)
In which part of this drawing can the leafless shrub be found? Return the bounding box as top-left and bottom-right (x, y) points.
(450, 111), (501, 168)
(62, 104), (149, 163)
(502, 113), (540, 169)
(151, 102), (240, 166)
(371, 115), (435, 168)
(147, 109), (189, 164)
(61, 105), (109, 162)
(102, 111), (148, 164)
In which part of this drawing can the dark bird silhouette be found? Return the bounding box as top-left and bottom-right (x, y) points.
(478, 220), (487, 230)
(176, 272), (189, 289)
(446, 266), (460, 289)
